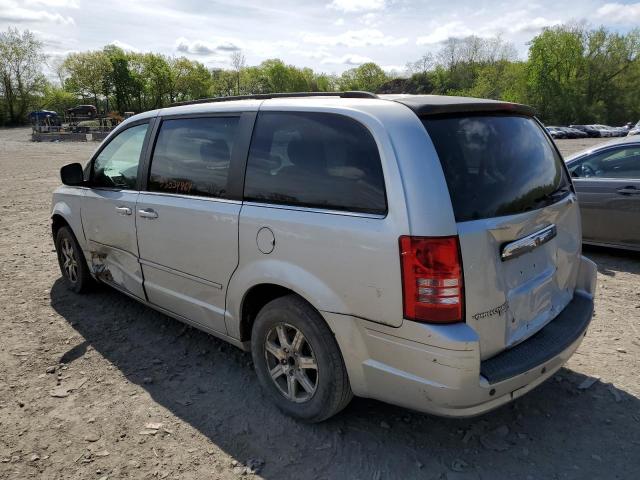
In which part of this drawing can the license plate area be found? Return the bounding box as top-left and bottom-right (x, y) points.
(503, 245), (572, 347)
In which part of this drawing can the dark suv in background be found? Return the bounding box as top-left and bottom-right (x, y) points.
(66, 105), (98, 119)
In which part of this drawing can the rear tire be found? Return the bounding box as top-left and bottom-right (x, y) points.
(55, 226), (93, 293)
(251, 294), (352, 423)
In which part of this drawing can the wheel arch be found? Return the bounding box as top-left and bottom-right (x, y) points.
(51, 199), (86, 247)
(238, 283), (294, 342)
(51, 213), (70, 238)
(226, 259), (350, 342)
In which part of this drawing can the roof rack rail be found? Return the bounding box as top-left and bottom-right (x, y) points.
(170, 91), (377, 107)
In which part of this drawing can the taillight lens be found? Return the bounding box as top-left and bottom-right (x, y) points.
(399, 236), (464, 323)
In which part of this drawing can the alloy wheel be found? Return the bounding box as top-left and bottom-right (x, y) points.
(263, 323), (318, 403)
(60, 237), (78, 283)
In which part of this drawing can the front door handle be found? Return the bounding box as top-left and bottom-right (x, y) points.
(115, 206), (132, 215)
(138, 208), (158, 219)
(616, 186), (640, 196)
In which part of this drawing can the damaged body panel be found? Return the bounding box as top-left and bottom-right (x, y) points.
(80, 182), (145, 299)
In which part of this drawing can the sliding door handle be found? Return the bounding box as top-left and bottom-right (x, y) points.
(138, 208), (158, 219)
(616, 186), (640, 196)
(115, 206), (132, 215)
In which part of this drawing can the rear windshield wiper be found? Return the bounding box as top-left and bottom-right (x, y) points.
(535, 185), (572, 205)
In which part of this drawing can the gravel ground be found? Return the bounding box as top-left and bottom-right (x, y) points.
(0, 129), (639, 480)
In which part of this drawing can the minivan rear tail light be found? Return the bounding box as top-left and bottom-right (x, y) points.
(399, 236), (464, 323)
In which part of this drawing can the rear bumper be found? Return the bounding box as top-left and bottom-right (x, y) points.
(480, 294), (593, 384)
(323, 255), (597, 417)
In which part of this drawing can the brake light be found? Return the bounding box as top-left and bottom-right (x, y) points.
(399, 236), (464, 323)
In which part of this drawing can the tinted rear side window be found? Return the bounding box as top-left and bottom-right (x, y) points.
(148, 117), (239, 198)
(244, 112), (387, 214)
(422, 115), (569, 222)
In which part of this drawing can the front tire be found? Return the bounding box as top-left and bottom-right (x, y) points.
(55, 226), (93, 293)
(251, 295), (352, 423)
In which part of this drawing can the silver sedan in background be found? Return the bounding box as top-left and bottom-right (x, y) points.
(566, 136), (640, 251)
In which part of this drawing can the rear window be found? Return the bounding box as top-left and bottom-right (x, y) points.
(243, 112), (387, 215)
(422, 115), (569, 222)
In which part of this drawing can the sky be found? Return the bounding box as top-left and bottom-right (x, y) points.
(1, 0), (640, 76)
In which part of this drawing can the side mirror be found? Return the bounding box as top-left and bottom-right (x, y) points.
(60, 163), (85, 186)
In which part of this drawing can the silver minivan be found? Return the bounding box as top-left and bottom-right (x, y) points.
(52, 92), (597, 422)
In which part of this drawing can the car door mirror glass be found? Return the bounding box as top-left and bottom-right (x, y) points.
(60, 163), (85, 186)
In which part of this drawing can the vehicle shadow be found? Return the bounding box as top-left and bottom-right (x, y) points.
(50, 279), (640, 480)
(584, 245), (640, 277)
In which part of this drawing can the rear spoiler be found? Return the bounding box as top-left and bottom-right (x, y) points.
(387, 95), (537, 117)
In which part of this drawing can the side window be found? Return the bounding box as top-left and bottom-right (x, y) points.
(571, 147), (640, 179)
(244, 112), (387, 214)
(148, 117), (239, 198)
(92, 123), (149, 189)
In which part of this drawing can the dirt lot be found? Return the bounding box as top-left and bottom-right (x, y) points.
(0, 128), (638, 480)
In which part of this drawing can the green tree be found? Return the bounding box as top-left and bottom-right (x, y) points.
(260, 59), (294, 92)
(230, 50), (246, 95)
(338, 63), (389, 92)
(526, 25), (640, 124)
(39, 83), (79, 113)
(62, 50), (112, 108)
(166, 57), (211, 102)
(140, 53), (172, 108)
(526, 25), (586, 124)
(0, 27), (46, 124)
(581, 27), (640, 123)
(103, 45), (136, 113)
(210, 68), (237, 97)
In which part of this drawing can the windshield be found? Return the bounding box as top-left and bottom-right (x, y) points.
(422, 115), (570, 222)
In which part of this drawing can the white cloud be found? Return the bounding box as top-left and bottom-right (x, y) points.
(175, 37), (242, 55)
(291, 48), (332, 60)
(477, 9), (563, 36)
(381, 64), (405, 73)
(304, 28), (407, 47)
(414, 12), (563, 46)
(250, 40), (299, 58)
(595, 2), (640, 24)
(333, 17), (345, 26)
(109, 40), (140, 52)
(0, 0), (75, 24)
(328, 0), (385, 13)
(24, 0), (79, 7)
(359, 12), (380, 27)
(321, 53), (373, 65)
(507, 16), (562, 34)
(416, 21), (475, 45)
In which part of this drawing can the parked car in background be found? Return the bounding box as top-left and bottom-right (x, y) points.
(557, 127), (588, 139)
(28, 110), (61, 126)
(590, 125), (615, 137)
(51, 93), (596, 422)
(597, 125), (628, 137)
(66, 105), (97, 119)
(565, 136), (640, 251)
(610, 126), (629, 137)
(546, 126), (567, 139)
(570, 125), (602, 138)
(627, 121), (640, 137)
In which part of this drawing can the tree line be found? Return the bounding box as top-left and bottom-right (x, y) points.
(1, 24), (639, 126)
